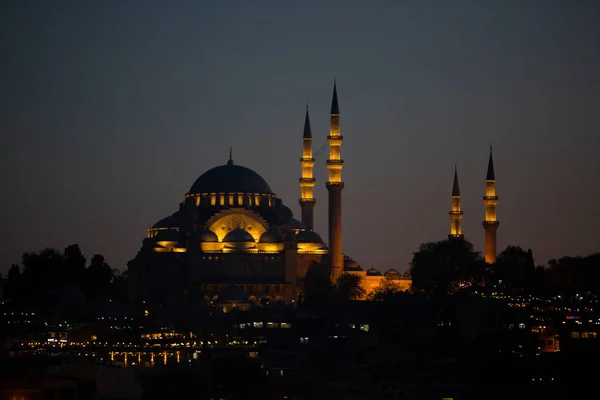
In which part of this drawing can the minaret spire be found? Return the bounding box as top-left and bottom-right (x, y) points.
(452, 165), (460, 197)
(330, 79), (339, 115)
(486, 145), (495, 180)
(299, 105), (316, 230)
(483, 146), (499, 264)
(449, 165), (464, 239)
(326, 80), (344, 283)
(303, 105), (312, 139)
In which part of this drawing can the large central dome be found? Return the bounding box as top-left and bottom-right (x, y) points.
(188, 163), (273, 195)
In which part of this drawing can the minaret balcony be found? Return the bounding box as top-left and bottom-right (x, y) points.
(299, 198), (316, 204)
(300, 159), (315, 167)
(326, 160), (344, 169)
(299, 178), (316, 187)
(482, 220), (499, 226)
(327, 137), (343, 146)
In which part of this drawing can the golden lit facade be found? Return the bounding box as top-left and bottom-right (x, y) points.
(449, 166), (464, 239)
(299, 106), (316, 231)
(128, 152), (329, 305)
(127, 83), (412, 305)
(482, 147), (499, 264)
(326, 81), (345, 282)
(347, 267), (412, 299)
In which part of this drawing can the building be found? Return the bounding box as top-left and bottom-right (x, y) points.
(128, 83), (412, 305)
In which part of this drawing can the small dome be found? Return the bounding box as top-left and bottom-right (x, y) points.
(289, 218), (306, 230)
(384, 268), (401, 277)
(259, 231), (280, 243)
(295, 230), (324, 243)
(200, 230), (218, 242)
(367, 268), (381, 276)
(216, 286), (249, 303)
(223, 228), (255, 243)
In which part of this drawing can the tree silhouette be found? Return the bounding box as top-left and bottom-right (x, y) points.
(21, 248), (65, 300)
(335, 273), (365, 301)
(111, 269), (129, 301)
(4, 264), (22, 300)
(302, 262), (333, 305)
(493, 246), (535, 294)
(543, 254), (600, 296)
(410, 238), (483, 295)
(85, 254), (114, 302)
(63, 244), (87, 286)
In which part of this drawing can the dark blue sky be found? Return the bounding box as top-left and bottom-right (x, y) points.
(1, 1), (599, 273)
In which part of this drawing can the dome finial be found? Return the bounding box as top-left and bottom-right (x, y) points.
(227, 147), (234, 165)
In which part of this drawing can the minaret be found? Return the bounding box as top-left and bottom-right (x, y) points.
(299, 105), (316, 230)
(482, 146), (499, 264)
(449, 165), (464, 239)
(326, 80), (344, 282)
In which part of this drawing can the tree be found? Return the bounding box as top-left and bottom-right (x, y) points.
(4, 264), (22, 300)
(542, 254), (600, 296)
(85, 254), (114, 302)
(111, 269), (129, 301)
(410, 238), (483, 295)
(21, 248), (65, 299)
(336, 273), (366, 301)
(367, 279), (403, 301)
(302, 262), (334, 305)
(63, 244), (87, 286)
(494, 246), (535, 294)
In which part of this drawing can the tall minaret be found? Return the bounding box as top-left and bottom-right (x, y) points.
(449, 165), (464, 239)
(299, 105), (316, 231)
(482, 146), (499, 264)
(326, 80), (344, 282)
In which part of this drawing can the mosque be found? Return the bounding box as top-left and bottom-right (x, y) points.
(127, 82), (498, 306)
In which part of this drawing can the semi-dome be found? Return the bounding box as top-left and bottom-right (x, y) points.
(259, 231), (280, 243)
(155, 229), (180, 243)
(223, 228), (255, 243)
(188, 164), (273, 195)
(295, 229), (324, 243)
(344, 255), (362, 271)
(200, 230), (218, 242)
(273, 204), (293, 224)
(152, 212), (186, 229)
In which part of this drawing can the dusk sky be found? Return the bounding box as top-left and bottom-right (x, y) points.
(1, 1), (599, 274)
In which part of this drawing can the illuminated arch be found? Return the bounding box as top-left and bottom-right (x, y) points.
(205, 209), (268, 242)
